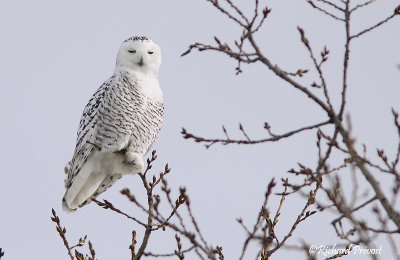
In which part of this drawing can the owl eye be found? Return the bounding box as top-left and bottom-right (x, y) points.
(148, 51), (154, 54)
(128, 50), (136, 54)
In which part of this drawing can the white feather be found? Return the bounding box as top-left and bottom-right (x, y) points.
(64, 150), (144, 210)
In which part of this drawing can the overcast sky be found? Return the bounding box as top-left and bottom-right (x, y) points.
(0, 0), (399, 259)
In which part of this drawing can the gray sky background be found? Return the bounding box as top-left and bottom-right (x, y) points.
(0, 0), (399, 259)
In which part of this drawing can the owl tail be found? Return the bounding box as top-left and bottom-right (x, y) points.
(62, 163), (107, 212)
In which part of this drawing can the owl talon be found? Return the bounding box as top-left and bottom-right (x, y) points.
(125, 151), (144, 172)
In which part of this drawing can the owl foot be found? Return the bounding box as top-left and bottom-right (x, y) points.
(125, 151), (144, 172)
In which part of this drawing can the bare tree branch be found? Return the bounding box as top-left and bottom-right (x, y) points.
(182, 120), (331, 148)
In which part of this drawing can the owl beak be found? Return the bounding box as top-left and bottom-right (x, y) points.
(138, 57), (144, 66)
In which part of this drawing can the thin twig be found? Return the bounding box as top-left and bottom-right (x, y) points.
(351, 13), (398, 39)
(92, 199), (147, 227)
(143, 246), (196, 257)
(307, 1), (345, 21)
(51, 209), (75, 260)
(350, 0), (376, 13)
(239, 178), (276, 260)
(268, 182), (320, 256)
(297, 26), (335, 111)
(315, 0), (344, 11)
(205, 0), (247, 27)
(331, 196), (377, 225)
(182, 120), (331, 148)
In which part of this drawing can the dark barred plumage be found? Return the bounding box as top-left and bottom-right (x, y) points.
(65, 71), (164, 189)
(124, 36), (151, 43)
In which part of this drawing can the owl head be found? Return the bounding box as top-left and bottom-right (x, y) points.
(115, 36), (161, 76)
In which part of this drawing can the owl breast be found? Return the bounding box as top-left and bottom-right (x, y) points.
(128, 96), (164, 155)
(95, 70), (164, 156)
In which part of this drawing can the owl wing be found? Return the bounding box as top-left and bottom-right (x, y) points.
(65, 75), (131, 189)
(63, 74), (138, 211)
(64, 83), (105, 189)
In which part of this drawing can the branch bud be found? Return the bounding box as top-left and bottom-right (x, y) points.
(395, 5), (400, 15)
(263, 7), (271, 18)
(297, 26), (310, 47)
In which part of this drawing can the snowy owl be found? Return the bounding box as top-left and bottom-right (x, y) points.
(63, 36), (164, 212)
